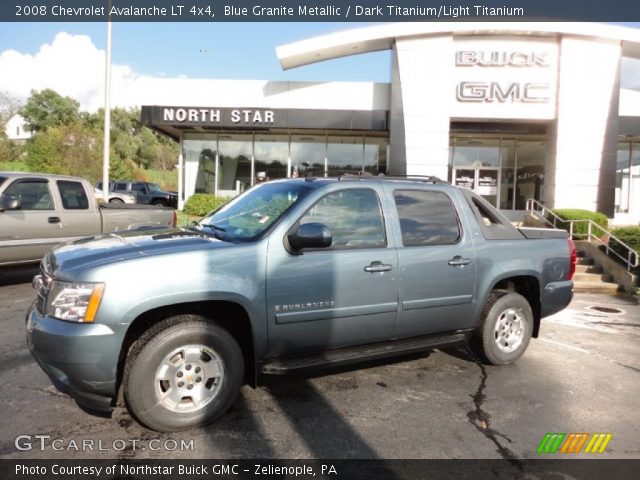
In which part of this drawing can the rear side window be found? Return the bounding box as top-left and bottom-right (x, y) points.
(299, 188), (386, 249)
(4, 179), (53, 210)
(114, 182), (128, 190)
(0, 176), (6, 187)
(394, 190), (460, 246)
(57, 180), (89, 210)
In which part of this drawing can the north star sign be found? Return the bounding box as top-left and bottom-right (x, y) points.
(162, 107), (275, 125)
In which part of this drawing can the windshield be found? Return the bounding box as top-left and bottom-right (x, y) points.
(198, 182), (311, 241)
(147, 183), (161, 192)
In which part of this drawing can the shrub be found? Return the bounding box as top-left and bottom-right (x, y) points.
(183, 194), (230, 217)
(549, 209), (609, 236)
(609, 226), (640, 274)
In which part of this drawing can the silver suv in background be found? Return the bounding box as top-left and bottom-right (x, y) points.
(96, 180), (178, 208)
(94, 188), (136, 204)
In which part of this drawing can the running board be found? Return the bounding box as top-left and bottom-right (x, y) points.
(261, 331), (471, 375)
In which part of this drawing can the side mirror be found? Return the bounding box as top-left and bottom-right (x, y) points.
(0, 194), (21, 211)
(288, 223), (332, 251)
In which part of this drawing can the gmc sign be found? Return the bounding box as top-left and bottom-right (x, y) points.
(456, 82), (550, 103)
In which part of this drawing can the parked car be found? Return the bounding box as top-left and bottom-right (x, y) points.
(94, 188), (136, 204)
(26, 176), (575, 432)
(0, 172), (176, 268)
(96, 180), (178, 208)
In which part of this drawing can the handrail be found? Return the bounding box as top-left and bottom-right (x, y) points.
(525, 198), (639, 272)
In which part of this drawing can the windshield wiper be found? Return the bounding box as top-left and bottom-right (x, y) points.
(200, 223), (227, 232)
(194, 222), (229, 241)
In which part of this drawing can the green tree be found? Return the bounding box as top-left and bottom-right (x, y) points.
(0, 136), (23, 164)
(90, 106), (178, 173)
(109, 154), (136, 180)
(20, 89), (80, 133)
(25, 122), (102, 179)
(25, 121), (136, 182)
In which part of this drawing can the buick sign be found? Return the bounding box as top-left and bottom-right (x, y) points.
(456, 51), (550, 67)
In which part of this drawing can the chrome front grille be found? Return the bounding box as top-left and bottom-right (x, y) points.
(33, 268), (52, 315)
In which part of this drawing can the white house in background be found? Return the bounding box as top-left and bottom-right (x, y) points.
(4, 115), (31, 143)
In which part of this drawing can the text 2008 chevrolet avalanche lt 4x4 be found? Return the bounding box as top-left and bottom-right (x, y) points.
(26, 176), (575, 432)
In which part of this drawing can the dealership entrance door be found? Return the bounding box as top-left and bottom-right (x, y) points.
(453, 168), (500, 206)
(449, 135), (547, 211)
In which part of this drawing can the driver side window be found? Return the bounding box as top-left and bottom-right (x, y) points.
(4, 179), (54, 210)
(300, 188), (386, 249)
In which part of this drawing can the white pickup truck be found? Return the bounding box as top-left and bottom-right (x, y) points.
(0, 172), (176, 268)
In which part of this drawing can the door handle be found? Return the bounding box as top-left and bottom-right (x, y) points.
(48, 217), (61, 224)
(448, 256), (471, 267)
(364, 261), (393, 273)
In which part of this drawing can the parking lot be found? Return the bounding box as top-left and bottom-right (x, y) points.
(0, 266), (639, 461)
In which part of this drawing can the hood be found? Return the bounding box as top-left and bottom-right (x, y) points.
(43, 227), (231, 277)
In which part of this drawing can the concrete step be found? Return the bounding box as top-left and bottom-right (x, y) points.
(575, 264), (603, 274)
(572, 281), (620, 294)
(576, 257), (595, 266)
(572, 272), (614, 283)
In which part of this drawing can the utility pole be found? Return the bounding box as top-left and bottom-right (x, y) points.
(101, 7), (112, 202)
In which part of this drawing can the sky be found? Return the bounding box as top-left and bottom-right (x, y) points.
(0, 22), (392, 111)
(1, 21), (640, 112)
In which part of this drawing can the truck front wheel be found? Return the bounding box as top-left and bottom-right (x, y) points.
(470, 290), (533, 365)
(123, 315), (244, 432)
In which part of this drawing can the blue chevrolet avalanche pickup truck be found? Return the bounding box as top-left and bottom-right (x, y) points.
(26, 176), (575, 432)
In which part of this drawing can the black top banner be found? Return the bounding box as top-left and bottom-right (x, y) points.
(2, 0), (640, 22)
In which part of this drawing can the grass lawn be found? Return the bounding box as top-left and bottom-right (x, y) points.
(176, 210), (202, 227)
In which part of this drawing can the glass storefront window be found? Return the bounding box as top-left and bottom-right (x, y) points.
(254, 134), (288, 181)
(183, 132), (388, 201)
(500, 140), (516, 210)
(514, 141), (546, 210)
(183, 133), (217, 197)
(452, 138), (500, 167)
(616, 143), (631, 213)
(616, 141), (640, 214)
(327, 136), (363, 176)
(218, 134), (252, 194)
(290, 135), (326, 177)
(449, 136), (546, 210)
(364, 137), (388, 175)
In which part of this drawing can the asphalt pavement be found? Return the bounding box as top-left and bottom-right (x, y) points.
(0, 266), (638, 460)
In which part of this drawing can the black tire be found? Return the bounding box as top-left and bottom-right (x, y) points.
(123, 315), (244, 432)
(108, 198), (124, 203)
(470, 289), (534, 365)
(152, 199), (166, 207)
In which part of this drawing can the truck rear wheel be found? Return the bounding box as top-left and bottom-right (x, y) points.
(470, 290), (533, 365)
(123, 315), (244, 432)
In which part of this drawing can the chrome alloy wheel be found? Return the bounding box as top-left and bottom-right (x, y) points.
(154, 345), (225, 413)
(494, 308), (525, 354)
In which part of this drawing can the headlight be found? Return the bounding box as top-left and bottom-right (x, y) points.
(46, 281), (105, 323)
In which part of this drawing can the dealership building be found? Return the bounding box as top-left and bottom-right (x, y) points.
(141, 23), (640, 223)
